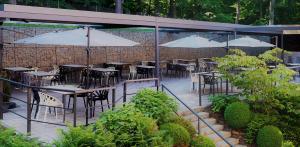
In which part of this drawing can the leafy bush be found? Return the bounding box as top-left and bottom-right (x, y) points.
(167, 115), (196, 138)
(224, 102), (251, 129)
(191, 135), (215, 147)
(132, 89), (178, 124)
(282, 141), (295, 147)
(208, 94), (240, 113)
(54, 122), (115, 147)
(99, 104), (165, 146)
(245, 114), (277, 144)
(0, 127), (42, 147)
(160, 123), (191, 147)
(256, 125), (283, 147)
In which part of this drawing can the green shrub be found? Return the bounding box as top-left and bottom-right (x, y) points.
(167, 115), (196, 138)
(245, 114), (277, 144)
(208, 94), (239, 113)
(257, 125), (283, 147)
(224, 102), (251, 129)
(132, 89), (178, 124)
(0, 128), (42, 147)
(54, 122), (115, 147)
(160, 123), (191, 147)
(99, 104), (164, 146)
(191, 135), (215, 147)
(282, 141), (295, 147)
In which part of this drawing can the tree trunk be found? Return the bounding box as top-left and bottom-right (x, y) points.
(168, 0), (176, 18)
(154, 0), (160, 16)
(269, 0), (275, 25)
(115, 0), (123, 14)
(235, 0), (240, 24)
(9, 0), (17, 4)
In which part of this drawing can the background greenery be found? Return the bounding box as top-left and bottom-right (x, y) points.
(0, 0), (299, 25)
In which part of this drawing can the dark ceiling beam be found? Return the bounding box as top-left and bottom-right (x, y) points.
(0, 4), (249, 32)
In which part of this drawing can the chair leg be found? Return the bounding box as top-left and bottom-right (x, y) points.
(34, 103), (39, 119)
(107, 99), (110, 109)
(100, 100), (104, 112)
(44, 106), (48, 121)
(68, 97), (72, 109)
(55, 107), (58, 120)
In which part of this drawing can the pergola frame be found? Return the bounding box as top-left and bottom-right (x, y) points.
(0, 4), (299, 82)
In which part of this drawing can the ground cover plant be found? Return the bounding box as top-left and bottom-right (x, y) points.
(212, 48), (300, 146)
(54, 89), (214, 147)
(0, 124), (45, 147)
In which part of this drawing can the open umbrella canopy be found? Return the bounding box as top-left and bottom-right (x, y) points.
(14, 28), (139, 46)
(222, 36), (275, 47)
(160, 35), (224, 48)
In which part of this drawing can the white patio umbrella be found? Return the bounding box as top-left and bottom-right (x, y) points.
(222, 36), (275, 47)
(14, 27), (139, 87)
(14, 27), (139, 46)
(160, 35), (224, 48)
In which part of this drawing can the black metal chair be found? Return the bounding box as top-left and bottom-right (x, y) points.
(89, 88), (110, 116)
(31, 88), (40, 119)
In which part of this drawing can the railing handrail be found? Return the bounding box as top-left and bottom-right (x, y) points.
(161, 84), (233, 147)
(0, 77), (116, 93)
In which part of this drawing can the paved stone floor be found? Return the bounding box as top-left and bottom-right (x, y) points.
(1, 76), (236, 143)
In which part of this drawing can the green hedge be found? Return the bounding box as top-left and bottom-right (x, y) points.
(224, 102), (251, 129)
(256, 125), (283, 147)
(160, 123), (191, 147)
(191, 135), (215, 147)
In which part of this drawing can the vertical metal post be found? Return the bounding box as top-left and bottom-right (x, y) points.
(212, 72), (215, 96)
(62, 95), (66, 123)
(112, 88), (115, 110)
(123, 82), (127, 105)
(85, 95), (88, 126)
(155, 25), (160, 86)
(198, 74), (202, 106)
(0, 80), (3, 120)
(86, 27), (91, 89)
(27, 87), (32, 134)
(281, 34), (285, 62)
(73, 94), (77, 127)
(226, 33), (229, 95)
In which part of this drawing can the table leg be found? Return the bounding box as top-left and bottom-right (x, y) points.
(62, 95), (66, 123)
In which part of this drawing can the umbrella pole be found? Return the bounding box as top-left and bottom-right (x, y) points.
(86, 27), (91, 89)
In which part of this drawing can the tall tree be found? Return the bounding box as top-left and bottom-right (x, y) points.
(235, 0), (240, 24)
(168, 0), (176, 18)
(115, 0), (123, 13)
(269, 0), (275, 25)
(9, 0), (16, 4)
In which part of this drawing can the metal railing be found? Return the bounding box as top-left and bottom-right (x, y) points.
(0, 77), (116, 134)
(122, 78), (159, 103)
(161, 84), (233, 147)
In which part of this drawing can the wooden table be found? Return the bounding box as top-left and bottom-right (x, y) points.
(107, 62), (130, 78)
(43, 85), (84, 124)
(24, 71), (58, 86)
(137, 65), (155, 77)
(4, 67), (35, 82)
(62, 64), (86, 68)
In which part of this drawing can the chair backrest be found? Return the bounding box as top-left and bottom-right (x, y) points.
(129, 65), (137, 73)
(141, 61), (148, 66)
(32, 88), (40, 103)
(38, 92), (63, 107)
(93, 90), (109, 100)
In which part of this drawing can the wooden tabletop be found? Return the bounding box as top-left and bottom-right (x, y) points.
(137, 65), (156, 69)
(62, 64), (86, 68)
(107, 62), (130, 65)
(91, 68), (118, 72)
(4, 67), (34, 72)
(24, 71), (57, 77)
